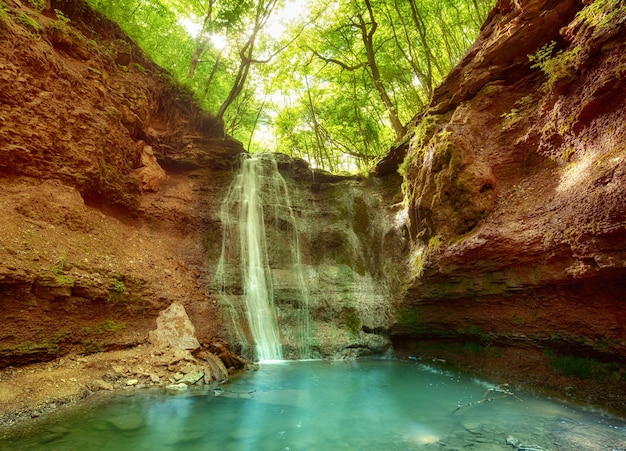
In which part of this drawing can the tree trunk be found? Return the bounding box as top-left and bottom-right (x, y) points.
(217, 0), (278, 122)
(189, 0), (215, 79)
(361, 0), (404, 138)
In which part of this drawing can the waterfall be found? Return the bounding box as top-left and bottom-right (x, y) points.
(216, 153), (310, 362)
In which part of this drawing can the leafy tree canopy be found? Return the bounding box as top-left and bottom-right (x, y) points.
(87, 0), (493, 173)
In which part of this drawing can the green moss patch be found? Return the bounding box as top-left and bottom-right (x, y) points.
(550, 353), (625, 381)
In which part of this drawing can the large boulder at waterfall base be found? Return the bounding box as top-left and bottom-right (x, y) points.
(149, 302), (201, 351)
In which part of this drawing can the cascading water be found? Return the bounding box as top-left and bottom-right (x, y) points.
(216, 153), (310, 362)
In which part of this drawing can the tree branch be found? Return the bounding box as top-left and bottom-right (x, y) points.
(308, 47), (367, 71)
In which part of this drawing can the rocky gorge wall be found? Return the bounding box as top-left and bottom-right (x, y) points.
(381, 0), (626, 412)
(288, 171), (406, 359)
(0, 0), (241, 368)
(3, 0), (626, 419)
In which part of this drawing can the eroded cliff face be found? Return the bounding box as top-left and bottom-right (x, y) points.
(289, 172), (406, 358)
(385, 0), (626, 411)
(0, 0), (241, 367)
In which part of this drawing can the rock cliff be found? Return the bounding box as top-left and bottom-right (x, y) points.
(385, 0), (626, 412)
(255, 158), (406, 359)
(0, 0), (241, 367)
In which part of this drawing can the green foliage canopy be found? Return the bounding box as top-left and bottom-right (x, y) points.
(86, 0), (493, 173)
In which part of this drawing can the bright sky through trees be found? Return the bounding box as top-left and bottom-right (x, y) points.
(87, 0), (494, 173)
(263, 0), (309, 39)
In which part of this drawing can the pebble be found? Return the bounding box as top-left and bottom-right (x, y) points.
(165, 383), (188, 391)
(94, 379), (113, 390)
(179, 370), (204, 385)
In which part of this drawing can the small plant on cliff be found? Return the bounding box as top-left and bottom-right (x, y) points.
(15, 12), (41, 34)
(0, 330), (70, 357)
(48, 8), (71, 32)
(500, 95), (534, 129)
(52, 253), (67, 275)
(528, 41), (584, 90)
(84, 319), (126, 335)
(577, 0), (622, 29)
(108, 279), (127, 303)
(51, 253), (75, 286)
(54, 9), (70, 24)
(528, 41), (557, 71)
(428, 235), (443, 250)
(500, 108), (521, 129)
(53, 274), (76, 287)
(0, 1), (8, 20)
(81, 339), (104, 354)
(112, 280), (126, 293)
(27, 0), (45, 12)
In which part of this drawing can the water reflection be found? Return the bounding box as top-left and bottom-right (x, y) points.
(1, 360), (625, 450)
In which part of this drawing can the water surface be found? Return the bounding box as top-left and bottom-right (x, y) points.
(1, 360), (625, 450)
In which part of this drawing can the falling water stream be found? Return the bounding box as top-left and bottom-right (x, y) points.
(216, 153), (310, 362)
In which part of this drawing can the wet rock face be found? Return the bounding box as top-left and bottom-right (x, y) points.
(211, 156), (408, 360)
(391, 0), (626, 411)
(291, 176), (407, 358)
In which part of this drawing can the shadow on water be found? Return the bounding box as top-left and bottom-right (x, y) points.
(1, 360), (625, 450)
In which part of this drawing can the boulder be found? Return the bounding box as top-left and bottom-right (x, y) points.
(133, 144), (167, 192)
(149, 302), (200, 351)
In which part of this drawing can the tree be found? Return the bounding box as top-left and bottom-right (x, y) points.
(309, 0), (404, 138)
(216, 0), (279, 121)
(188, 0), (217, 80)
(86, 0), (494, 172)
